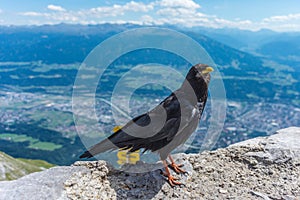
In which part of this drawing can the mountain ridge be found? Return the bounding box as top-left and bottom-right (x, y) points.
(0, 151), (54, 181)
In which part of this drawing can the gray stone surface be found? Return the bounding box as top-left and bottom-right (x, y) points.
(232, 126), (300, 163)
(0, 166), (87, 200)
(0, 127), (300, 200)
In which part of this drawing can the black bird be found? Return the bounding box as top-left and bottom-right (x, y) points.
(80, 64), (213, 186)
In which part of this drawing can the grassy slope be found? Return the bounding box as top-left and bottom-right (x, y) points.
(0, 151), (54, 181)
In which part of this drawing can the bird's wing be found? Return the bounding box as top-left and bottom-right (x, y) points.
(104, 93), (180, 148)
(80, 92), (200, 158)
(79, 110), (156, 158)
(141, 93), (200, 143)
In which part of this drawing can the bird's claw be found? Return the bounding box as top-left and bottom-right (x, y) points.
(163, 174), (182, 187)
(170, 163), (187, 174)
(161, 158), (187, 186)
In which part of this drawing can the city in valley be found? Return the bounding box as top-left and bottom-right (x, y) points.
(0, 87), (299, 165)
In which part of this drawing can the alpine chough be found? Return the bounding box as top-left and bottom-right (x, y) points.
(80, 63), (213, 186)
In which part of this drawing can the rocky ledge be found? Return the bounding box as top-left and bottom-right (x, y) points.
(0, 127), (299, 200)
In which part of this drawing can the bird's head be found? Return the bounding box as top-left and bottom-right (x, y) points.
(186, 64), (214, 85)
(180, 64), (214, 101)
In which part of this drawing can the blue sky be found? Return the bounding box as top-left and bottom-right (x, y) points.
(1, 0), (300, 31)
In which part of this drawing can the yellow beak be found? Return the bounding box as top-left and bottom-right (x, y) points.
(202, 66), (214, 74)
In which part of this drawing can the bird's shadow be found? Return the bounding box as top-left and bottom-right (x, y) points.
(107, 161), (166, 200)
(106, 156), (192, 200)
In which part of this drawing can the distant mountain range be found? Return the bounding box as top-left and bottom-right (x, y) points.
(1, 23), (299, 68)
(0, 23), (299, 102)
(185, 26), (300, 72)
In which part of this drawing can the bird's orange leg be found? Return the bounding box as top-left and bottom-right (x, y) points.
(162, 160), (182, 187)
(168, 155), (186, 174)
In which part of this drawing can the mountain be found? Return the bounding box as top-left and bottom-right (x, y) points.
(0, 23), (141, 64)
(183, 27), (278, 50)
(0, 24), (298, 101)
(187, 27), (300, 70)
(0, 24), (281, 66)
(0, 151), (54, 181)
(257, 35), (300, 70)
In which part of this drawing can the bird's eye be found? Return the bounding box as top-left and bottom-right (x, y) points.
(196, 72), (202, 78)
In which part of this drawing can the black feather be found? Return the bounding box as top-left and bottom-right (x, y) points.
(79, 151), (93, 158)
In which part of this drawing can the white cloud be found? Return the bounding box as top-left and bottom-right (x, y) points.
(213, 18), (252, 27)
(157, 7), (202, 17)
(51, 12), (79, 22)
(0, 9), (2, 14)
(141, 15), (155, 25)
(155, 0), (201, 22)
(155, 10), (254, 29)
(258, 13), (300, 31)
(47, 4), (66, 12)
(21, 11), (79, 22)
(154, 1), (253, 29)
(15, 1), (300, 32)
(263, 13), (300, 22)
(158, 0), (200, 9)
(19, 1), (153, 25)
(89, 1), (153, 17)
(22, 12), (45, 17)
(124, 1), (154, 12)
(17, 1), (256, 30)
(155, 0), (206, 27)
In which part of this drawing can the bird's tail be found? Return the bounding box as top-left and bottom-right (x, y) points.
(79, 139), (115, 158)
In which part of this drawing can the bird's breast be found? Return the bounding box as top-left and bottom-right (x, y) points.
(191, 107), (199, 118)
